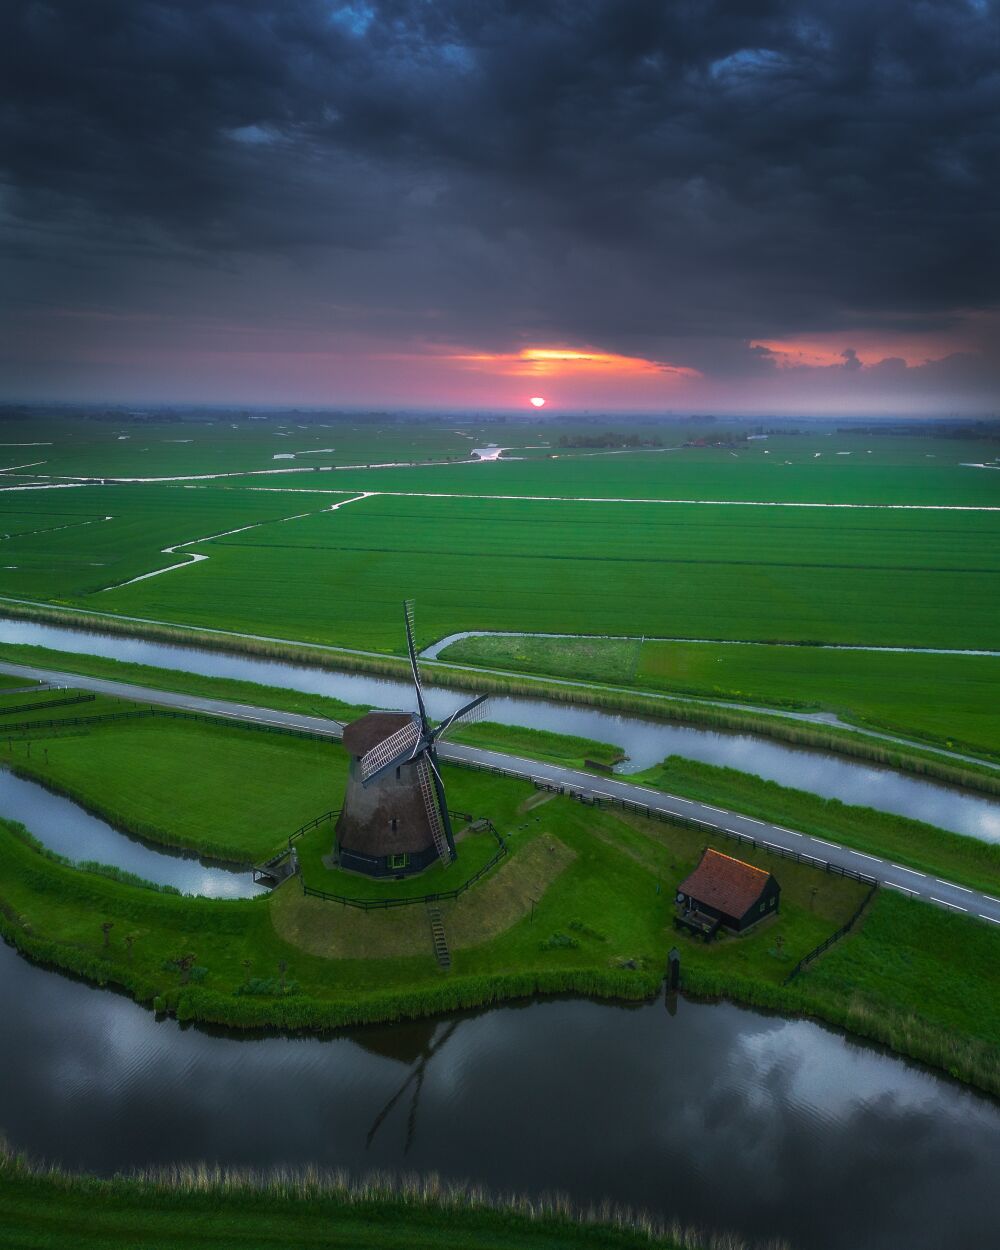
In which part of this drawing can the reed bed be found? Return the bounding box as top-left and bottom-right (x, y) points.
(0, 1142), (788, 1250)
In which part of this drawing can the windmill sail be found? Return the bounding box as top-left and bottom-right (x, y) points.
(359, 716), (422, 783)
(432, 693), (490, 743)
(404, 598), (429, 728)
(416, 755), (452, 864)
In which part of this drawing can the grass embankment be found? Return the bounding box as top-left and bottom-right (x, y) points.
(0, 638), (369, 724)
(635, 755), (1000, 896)
(1, 716), (347, 862)
(2, 618), (998, 798)
(441, 633), (1000, 765)
(449, 720), (625, 769)
(0, 1151), (722, 1250)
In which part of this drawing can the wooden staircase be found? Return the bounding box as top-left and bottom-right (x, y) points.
(426, 904), (451, 969)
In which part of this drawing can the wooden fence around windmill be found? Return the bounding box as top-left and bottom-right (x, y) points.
(254, 808), (507, 909)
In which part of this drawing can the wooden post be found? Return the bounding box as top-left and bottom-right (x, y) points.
(667, 946), (681, 991)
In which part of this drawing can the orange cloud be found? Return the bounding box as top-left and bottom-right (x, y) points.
(752, 332), (964, 369)
(446, 346), (700, 379)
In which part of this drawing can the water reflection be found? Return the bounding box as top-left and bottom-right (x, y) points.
(0, 617), (998, 841)
(1, 941), (998, 1250)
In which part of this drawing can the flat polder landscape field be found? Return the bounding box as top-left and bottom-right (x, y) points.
(1, 413), (997, 754)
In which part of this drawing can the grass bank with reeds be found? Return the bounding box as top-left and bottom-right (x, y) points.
(0, 1145), (747, 1250)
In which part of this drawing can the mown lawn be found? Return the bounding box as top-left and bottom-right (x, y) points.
(2, 716), (348, 861)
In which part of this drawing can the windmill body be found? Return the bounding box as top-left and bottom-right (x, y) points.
(335, 711), (441, 877)
(331, 603), (488, 879)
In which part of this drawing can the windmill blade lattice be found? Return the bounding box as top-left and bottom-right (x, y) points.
(359, 717), (423, 784)
(432, 694), (490, 743)
(403, 599), (429, 729)
(416, 755), (452, 863)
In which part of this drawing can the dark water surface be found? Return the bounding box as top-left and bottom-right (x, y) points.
(1, 618), (998, 842)
(0, 941), (997, 1250)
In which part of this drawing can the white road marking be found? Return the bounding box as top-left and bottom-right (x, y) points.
(772, 826), (803, 837)
(937, 880), (973, 893)
(886, 882), (919, 896)
(893, 865), (927, 877)
(984, 895), (1000, 905)
(931, 897), (967, 912)
(702, 804), (728, 813)
(811, 837), (837, 847)
(850, 851), (883, 862)
(741, 817), (765, 825)
(980, 915), (1000, 924)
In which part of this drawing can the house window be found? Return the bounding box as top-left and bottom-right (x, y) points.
(388, 853), (409, 870)
(770, 896), (776, 907)
(760, 901), (766, 913)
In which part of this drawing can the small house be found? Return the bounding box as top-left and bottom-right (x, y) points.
(675, 848), (780, 940)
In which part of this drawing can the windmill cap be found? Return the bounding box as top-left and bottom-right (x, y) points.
(342, 710), (417, 757)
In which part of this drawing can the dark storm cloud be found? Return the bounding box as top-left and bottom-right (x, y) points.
(2, 0), (999, 382)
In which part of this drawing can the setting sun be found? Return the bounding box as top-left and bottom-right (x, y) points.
(529, 396), (546, 407)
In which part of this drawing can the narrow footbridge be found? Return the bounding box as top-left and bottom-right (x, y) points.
(0, 657), (996, 928)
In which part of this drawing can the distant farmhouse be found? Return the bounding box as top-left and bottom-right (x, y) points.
(675, 848), (780, 941)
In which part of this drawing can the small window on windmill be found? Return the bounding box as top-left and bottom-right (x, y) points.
(396, 766), (401, 780)
(390, 817), (398, 832)
(388, 853), (408, 870)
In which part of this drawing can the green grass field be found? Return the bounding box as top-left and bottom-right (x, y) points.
(0, 419), (997, 663)
(3, 717), (347, 861)
(83, 490), (999, 651)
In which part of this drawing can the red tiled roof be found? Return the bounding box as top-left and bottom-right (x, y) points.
(677, 848), (772, 918)
(342, 711), (415, 756)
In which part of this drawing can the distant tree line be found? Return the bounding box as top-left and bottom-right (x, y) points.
(556, 432), (664, 448)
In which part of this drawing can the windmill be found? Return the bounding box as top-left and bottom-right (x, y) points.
(332, 601), (488, 878)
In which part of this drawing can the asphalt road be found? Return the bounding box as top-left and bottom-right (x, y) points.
(2, 657), (997, 927)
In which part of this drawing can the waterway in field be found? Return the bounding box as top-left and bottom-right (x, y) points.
(0, 769), (262, 897)
(0, 939), (997, 1250)
(0, 617), (998, 842)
